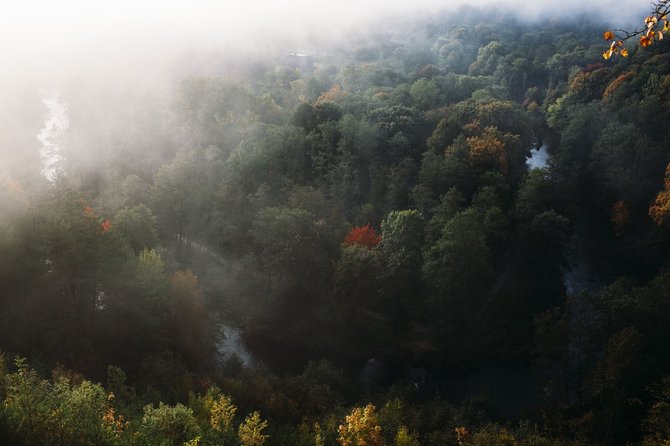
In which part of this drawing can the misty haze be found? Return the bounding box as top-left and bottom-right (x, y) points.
(1, 1), (670, 445)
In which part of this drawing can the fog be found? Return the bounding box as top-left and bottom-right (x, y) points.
(0, 0), (646, 84)
(3, 2), (670, 439)
(0, 0), (648, 178)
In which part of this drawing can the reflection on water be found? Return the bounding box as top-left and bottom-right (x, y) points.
(526, 144), (549, 170)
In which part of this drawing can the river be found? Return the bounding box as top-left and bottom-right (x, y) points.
(526, 143), (549, 170)
(216, 324), (255, 368)
(37, 95), (69, 181)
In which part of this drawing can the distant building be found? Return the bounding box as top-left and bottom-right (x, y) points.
(282, 52), (314, 72)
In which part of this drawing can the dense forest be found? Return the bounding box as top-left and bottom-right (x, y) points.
(2, 5), (670, 445)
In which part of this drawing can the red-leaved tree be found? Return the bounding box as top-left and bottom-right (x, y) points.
(343, 224), (382, 250)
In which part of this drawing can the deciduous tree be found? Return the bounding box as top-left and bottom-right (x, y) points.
(337, 404), (383, 446)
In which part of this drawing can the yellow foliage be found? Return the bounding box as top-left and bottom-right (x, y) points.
(183, 436), (201, 446)
(238, 411), (269, 446)
(602, 39), (624, 60)
(316, 84), (347, 104)
(650, 190), (670, 226)
(208, 394), (237, 432)
(102, 406), (127, 436)
(337, 404), (383, 446)
(466, 127), (508, 174)
(315, 422), (325, 446)
(649, 163), (670, 226)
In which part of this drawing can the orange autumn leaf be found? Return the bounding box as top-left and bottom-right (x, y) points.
(101, 219), (112, 233)
(604, 31), (615, 41)
(641, 34), (654, 47)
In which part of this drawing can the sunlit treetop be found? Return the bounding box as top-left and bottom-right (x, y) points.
(603, 0), (670, 59)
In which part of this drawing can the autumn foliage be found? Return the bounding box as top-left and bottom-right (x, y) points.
(81, 200), (112, 233)
(602, 71), (635, 101)
(316, 84), (347, 104)
(603, 1), (670, 59)
(650, 163), (670, 225)
(343, 224), (382, 250)
(466, 127), (508, 174)
(337, 404), (383, 446)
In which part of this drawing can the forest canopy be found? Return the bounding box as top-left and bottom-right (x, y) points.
(1, 3), (670, 446)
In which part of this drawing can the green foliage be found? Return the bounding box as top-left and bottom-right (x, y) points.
(394, 426), (419, 446)
(139, 402), (200, 446)
(151, 147), (225, 242)
(136, 248), (167, 296)
(3, 358), (120, 446)
(427, 116), (460, 152)
(334, 244), (382, 305)
(423, 208), (492, 308)
(457, 423), (560, 446)
(644, 377), (670, 443)
(3, 357), (52, 444)
(3, 9), (670, 446)
(292, 102), (317, 132)
(106, 365), (136, 412)
(250, 206), (334, 284)
(53, 379), (114, 445)
(0, 352), (6, 398)
(409, 78), (440, 110)
(379, 209), (424, 275)
(112, 204), (159, 254)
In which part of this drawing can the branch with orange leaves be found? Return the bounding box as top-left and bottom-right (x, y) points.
(603, 0), (670, 59)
